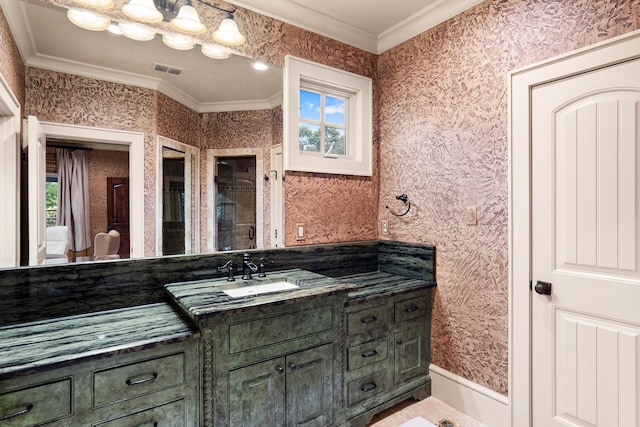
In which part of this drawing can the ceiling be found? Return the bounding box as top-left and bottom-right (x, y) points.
(1, 0), (483, 112)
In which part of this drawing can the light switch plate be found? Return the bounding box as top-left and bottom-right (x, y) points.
(381, 220), (389, 235)
(466, 206), (477, 226)
(296, 223), (305, 240)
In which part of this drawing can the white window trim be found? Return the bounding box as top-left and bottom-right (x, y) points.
(284, 55), (372, 176)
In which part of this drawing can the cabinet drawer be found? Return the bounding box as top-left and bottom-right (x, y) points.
(0, 378), (71, 426)
(394, 296), (428, 323)
(346, 369), (388, 406)
(93, 352), (185, 407)
(229, 305), (333, 354)
(347, 306), (388, 336)
(347, 337), (388, 371)
(94, 398), (185, 426)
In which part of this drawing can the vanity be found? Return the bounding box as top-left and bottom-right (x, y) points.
(0, 241), (435, 426)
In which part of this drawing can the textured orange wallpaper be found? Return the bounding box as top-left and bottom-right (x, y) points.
(0, 6), (24, 110)
(378, 0), (640, 394)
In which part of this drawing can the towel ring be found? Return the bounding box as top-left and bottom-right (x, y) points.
(386, 193), (411, 217)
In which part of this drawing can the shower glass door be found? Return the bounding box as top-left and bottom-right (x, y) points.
(216, 156), (257, 251)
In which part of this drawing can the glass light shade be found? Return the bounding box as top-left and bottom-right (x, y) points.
(122, 0), (163, 23)
(162, 33), (195, 50)
(212, 17), (245, 46)
(201, 44), (231, 59)
(67, 8), (110, 31)
(118, 22), (156, 41)
(170, 5), (206, 34)
(76, 0), (114, 9)
(107, 23), (122, 34)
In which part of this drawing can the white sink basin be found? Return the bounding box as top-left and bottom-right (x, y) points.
(220, 281), (300, 298)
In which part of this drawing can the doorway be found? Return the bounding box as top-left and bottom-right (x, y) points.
(510, 30), (640, 426)
(216, 156), (257, 251)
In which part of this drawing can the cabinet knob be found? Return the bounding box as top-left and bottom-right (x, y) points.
(276, 365), (285, 374)
(396, 339), (403, 345)
(289, 363), (297, 370)
(360, 382), (377, 392)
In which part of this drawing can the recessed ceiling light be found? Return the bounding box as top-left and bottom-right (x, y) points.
(252, 62), (268, 71)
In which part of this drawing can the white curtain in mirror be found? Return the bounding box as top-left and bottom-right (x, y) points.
(57, 148), (91, 252)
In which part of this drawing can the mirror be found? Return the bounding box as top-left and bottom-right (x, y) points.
(1, 0), (284, 266)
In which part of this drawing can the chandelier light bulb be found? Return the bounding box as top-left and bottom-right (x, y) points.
(67, 8), (110, 31)
(118, 22), (156, 41)
(76, 0), (114, 9)
(201, 44), (231, 59)
(171, 3), (206, 34)
(122, 0), (163, 23)
(162, 33), (196, 50)
(212, 15), (246, 46)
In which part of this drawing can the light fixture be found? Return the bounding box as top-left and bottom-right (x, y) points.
(170, 0), (206, 34)
(107, 23), (122, 34)
(118, 22), (156, 41)
(67, 8), (110, 31)
(76, 0), (114, 9)
(212, 13), (246, 46)
(162, 33), (196, 50)
(252, 61), (268, 71)
(122, 0), (163, 23)
(201, 44), (231, 59)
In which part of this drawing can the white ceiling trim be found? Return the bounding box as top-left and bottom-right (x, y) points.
(200, 92), (283, 113)
(232, 0), (378, 53)
(1, 0), (35, 63)
(377, 0), (486, 53)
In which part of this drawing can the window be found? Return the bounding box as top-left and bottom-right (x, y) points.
(45, 174), (58, 227)
(284, 56), (372, 176)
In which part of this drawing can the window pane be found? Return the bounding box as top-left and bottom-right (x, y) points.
(324, 127), (346, 155)
(324, 95), (345, 125)
(299, 123), (321, 152)
(300, 90), (321, 121)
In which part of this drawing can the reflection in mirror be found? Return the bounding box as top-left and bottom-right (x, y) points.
(1, 0), (284, 267)
(157, 137), (200, 256)
(216, 156), (257, 251)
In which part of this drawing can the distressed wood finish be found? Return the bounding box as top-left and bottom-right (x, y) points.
(342, 288), (433, 427)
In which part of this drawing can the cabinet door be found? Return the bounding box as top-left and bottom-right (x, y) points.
(229, 357), (286, 427)
(286, 344), (333, 427)
(393, 326), (428, 384)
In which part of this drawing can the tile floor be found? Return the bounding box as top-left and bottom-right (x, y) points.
(367, 397), (488, 427)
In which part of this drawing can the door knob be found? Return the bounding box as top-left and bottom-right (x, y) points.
(534, 280), (552, 295)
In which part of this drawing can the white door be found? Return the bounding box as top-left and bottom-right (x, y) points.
(25, 115), (47, 265)
(532, 58), (640, 425)
(271, 144), (284, 247)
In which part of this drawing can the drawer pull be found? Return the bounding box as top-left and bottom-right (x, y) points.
(405, 305), (420, 313)
(361, 349), (378, 358)
(134, 423), (158, 427)
(360, 382), (377, 392)
(0, 404), (34, 421)
(360, 316), (377, 324)
(126, 372), (158, 386)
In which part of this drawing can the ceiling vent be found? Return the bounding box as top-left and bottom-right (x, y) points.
(153, 63), (184, 76)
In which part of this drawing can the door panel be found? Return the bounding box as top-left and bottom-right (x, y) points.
(532, 58), (640, 426)
(106, 177), (130, 258)
(229, 357), (286, 427)
(26, 116), (46, 265)
(286, 344), (333, 427)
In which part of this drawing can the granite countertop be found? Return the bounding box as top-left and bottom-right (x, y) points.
(337, 271), (437, 304)
(164, 269), (356, 319)
(0, 303), (198, 380)
(164, 269), (436, 320)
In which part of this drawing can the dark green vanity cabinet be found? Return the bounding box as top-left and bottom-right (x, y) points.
(343, 287), (432, 426)
(197, 294), (348, 427)
(0, 340), (200, 426)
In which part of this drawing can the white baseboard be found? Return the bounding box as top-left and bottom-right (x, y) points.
(430, 364), (510, 427)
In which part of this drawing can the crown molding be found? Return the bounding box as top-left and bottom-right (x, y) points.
(232, 0), (378, 53)
(377, 0), (485, 53)
(1, 0), (36, 62)
(200, 91), (282, 113)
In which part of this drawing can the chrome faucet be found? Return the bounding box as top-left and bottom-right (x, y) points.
(242, 253), (258, 280)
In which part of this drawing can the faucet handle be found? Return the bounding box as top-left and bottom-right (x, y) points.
(258, 258), (267, 278)
(218, 261), (235, 281)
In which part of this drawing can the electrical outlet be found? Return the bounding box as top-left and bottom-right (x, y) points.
(296, 223), (305, 240)
(381, 220), (389, 235)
